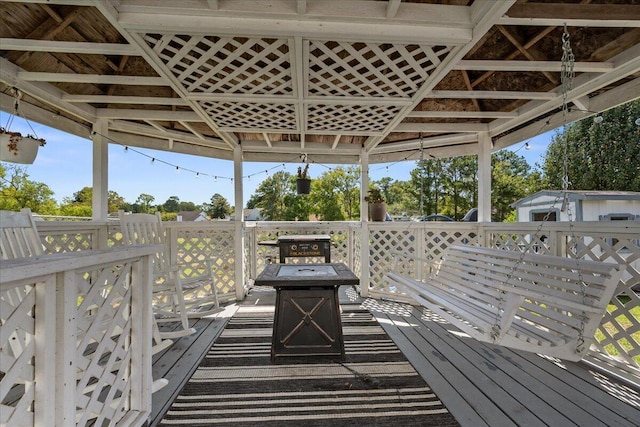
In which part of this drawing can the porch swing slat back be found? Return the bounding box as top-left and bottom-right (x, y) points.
(384, 244), (624, 361)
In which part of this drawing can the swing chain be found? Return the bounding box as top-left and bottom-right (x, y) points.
(561, 24), (588, 353)
(419, 133), (425, 216)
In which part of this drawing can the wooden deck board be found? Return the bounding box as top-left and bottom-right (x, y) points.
(370, 301), (640, 427)
(149, 304), (238, 426)
(149, 288), (640, 427)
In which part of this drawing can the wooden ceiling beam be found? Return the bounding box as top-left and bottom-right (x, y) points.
(18, 72), (165, 85)
(0, 39), (138, 56)
(504, 3), (640, 23)
(116, 2), (473, 45)
(425, 90), (556, 100)
(455, 60), (613, 73)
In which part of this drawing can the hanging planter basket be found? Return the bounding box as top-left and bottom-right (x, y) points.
(296, 162), (311, 194)
(296, 178), (311, 195)
(0, 133), (42, 164)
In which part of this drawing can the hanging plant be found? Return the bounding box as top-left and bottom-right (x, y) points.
(365, 188), (387, 221)
(296, 163), (311, 195)
(0, 127), (46, 164)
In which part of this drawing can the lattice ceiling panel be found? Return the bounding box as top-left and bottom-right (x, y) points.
(307, 104), (401, 133)
(143, 34), (293, 95)
(199, 101), (297, 131)
(308, 41), (451, 98)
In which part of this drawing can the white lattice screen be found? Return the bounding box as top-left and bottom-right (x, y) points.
(141, 34), (453, 135)
(74, 262), (136, 426)
(0, 282), (38, 426)
(1, 247), (154, 427)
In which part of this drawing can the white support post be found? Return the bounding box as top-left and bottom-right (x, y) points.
(233, 145), (245, 300)
(130, 255), (154, 417)
(477, 131), (492, 223)
(92, 119), (108, 221)
(56, 270), (78, 427)
(34, 275), (56, 426)
(360, 147), (370, 298)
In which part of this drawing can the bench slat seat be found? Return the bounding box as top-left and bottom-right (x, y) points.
(384, 245), (624, 361)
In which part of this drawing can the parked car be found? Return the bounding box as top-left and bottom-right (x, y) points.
(416, 214), (455, 222)
(462, 208), (478, 222)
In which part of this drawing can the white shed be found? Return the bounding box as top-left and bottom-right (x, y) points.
(511, 190), (640, 222)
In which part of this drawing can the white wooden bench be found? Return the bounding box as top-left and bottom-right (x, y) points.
(384, 244), (624, 361)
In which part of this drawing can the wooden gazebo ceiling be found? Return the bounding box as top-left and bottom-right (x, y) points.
(1, 0), (639, 164)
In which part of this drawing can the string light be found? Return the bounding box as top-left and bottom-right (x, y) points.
(91, 131), (234, 182)
(513, 142), (531, 154)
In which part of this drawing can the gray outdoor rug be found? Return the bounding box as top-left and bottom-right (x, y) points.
(159, 306), (460, 426)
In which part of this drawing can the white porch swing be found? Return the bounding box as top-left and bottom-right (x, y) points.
(384, 26), (624, 362)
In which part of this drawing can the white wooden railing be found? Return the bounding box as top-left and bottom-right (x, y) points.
(29, 219), (640, 383)
(0, 245), (159, 427)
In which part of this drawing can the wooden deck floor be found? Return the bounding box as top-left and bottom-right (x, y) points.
(150, 287), (640, 427)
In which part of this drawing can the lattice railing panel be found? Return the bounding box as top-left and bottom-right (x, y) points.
(306, 104), (401, 133)
(199, 101), (297, 131)
(74, 262), (134, 427)
(421, 229), (477, 261)
(566, 230), (640, 370)
(0, 282), (36, 427)
(489, 230), (552, 254)
(368, 226), (419, 292)
(1, 246), (154, 427)
(143, 34), (293, 95)
(308, 41), (450, 98)
(41, 232), (93, 253)
(174, 226), (237, 295)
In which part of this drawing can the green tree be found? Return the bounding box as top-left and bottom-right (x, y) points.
(178, 201), (198, 212)
(60, 186), (126, 214)
(309, 168), (351, 221)
(0, 162), (57, 213)
(250, 171), (293, 220)
(136, 193), (155, 213)
(491, 151), (537, 222)
(410, 159), (445, 217)
(163, 196), (180, 213)
(204, 193), (232, 219)
(543, 100), (640, 191)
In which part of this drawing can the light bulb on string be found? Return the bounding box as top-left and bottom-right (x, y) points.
(214, 176), (218, 182)
(150, 157), (155, 165)
(123, 146), (128, 153)
(175, 166), (180, 174)
(196, 172), (200, 179)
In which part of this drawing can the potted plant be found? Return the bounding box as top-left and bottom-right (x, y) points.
(296, 163), (311, 195)
(365, 188), (387, 221)
(0, 127), (46, 164)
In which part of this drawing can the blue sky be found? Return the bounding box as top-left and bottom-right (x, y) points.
(2, 112), (554, 206)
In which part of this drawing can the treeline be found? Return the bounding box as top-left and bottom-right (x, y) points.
(2, 100), (637, 220)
